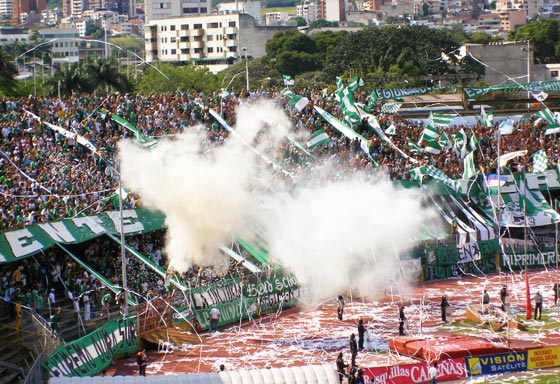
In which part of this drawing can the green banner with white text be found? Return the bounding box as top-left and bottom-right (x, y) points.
(0, 209), (165, 263)
(43, 317), (138, 377)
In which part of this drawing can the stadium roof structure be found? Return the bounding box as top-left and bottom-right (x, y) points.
(47, 365), (339, 384)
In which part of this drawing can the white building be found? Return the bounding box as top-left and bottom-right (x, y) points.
(0, 27), (29, 45)
(0, 0), (13, 18)
(324, 0), (346, 23)
(38, 28), (80, 65)
(145, 13), (295, 73)
(144, 0), (210, 22)
(297, 0), (320, 23)
(218, 0), (262, 24)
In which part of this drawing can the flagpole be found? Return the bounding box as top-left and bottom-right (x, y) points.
(118, 162), (129, 316)
(524, 191), (531, 320)
(554, 199), (560, 316)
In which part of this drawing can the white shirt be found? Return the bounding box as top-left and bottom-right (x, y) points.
(428, 366), (437, 379)
(210, 307), (220, 320)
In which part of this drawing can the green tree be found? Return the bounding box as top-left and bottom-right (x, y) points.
(0, 48), (18, 96)
(292, 16), (307, 27)
(509, 19), (560, 64)
(265, 31), (320, 75)
(83, 56), (132, 93)
(309, 19), (339, 29)
(136, 62), (219, 94)
(468, 31), (503, 44)
(322, 25), (462, 82)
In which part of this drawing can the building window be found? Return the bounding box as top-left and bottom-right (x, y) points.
(193, 23), (202, 28)
(171, 49), (176, 54)
(207, 47), (213, 53)
(552, 71), (559, 78)
(207, 22), (219, 28)
(229, 21), (236, 27)
(207, 35), (213, 41)
(170, 25), (176, 30)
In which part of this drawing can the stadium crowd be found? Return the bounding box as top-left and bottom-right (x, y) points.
(0, 87), (558, 327)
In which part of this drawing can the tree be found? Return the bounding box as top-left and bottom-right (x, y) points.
(509, 19), (560, 64)
(322, 25), (462, 81)
(265, 31), (320, 75)
(292, 16), (307, 27)
(309, 19), (339, 29)
(136, 61), (219, 94)
(0, 48), (17, 96)
(83, 56), (132, 93)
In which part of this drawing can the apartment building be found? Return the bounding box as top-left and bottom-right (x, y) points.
(144, 0), (210, 22)
(38, 27), (80, 65)
(297, 0), (320, 23)
(145, 13), (294, 73)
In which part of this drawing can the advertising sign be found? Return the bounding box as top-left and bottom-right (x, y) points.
(465, 351), (527, 376)
(365, 358), (467, 384)
(527, 347), (560, 370)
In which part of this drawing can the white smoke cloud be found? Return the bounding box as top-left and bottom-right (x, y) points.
(255, 175), (439, 303)
(118, 99), (441, 303)
(117, 99), (289, 273)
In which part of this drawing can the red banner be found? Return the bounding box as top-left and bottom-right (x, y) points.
(364, 358), (467, 384)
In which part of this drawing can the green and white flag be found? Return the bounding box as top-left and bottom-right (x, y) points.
(481, 105), (493, 128)
(532, 91), (548, 102)
(430, 112), (456, 126)
(409, 166), (427, 184)
(407, 137), (423, 153)
(469, 133), (479, 152)
(421, 124), (440, 142)
(426, 165), (460, 191)
(347, 76), (364, 93)
(281, 88), (309, 111)
(439, 131), (452, 151)
(535, 107), (557, 125)
(452, 129), (467, 158)
(283, 75), (295, 86)
(307, 129), (331, 148)
(463, 151), (476, 179)
(335, 77), (362, 127)
(381, 103), (402, 114)
(385, 122), (396, 135)
(424, 139), (442, 154)
(532, 150), (548, 173)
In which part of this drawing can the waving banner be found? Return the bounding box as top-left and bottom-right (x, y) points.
(0, 209), (164, 263)
(463, 80), (560, 99)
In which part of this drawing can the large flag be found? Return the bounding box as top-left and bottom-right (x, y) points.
(532, 91), (548, 102)
(426, 165), (460, 191)
(430, 112), (456, 126)
(480, 105), (494, 128)
(384, 122), (396, 135)
(347, 76), (364, 93)
(498, 150), (527, 167)
(407, 137), (423, 153)
(424, 139), (442, 155)
(463, 151), (476, 179)
(281, 88), (309, 111)
(306, 129), (331, 148)
(532, 150), (548, 173)
(498, 119), (515, 135)
(409, 166), (427, 184)
(452, 129), (467, 158)
(535, 107), (558, 126)
(469, 132), (479, 152)
(282, 75), (294, 86)
(421, 124), (440, 142)
(438, 131), (452, 151)
(380, 103), (402, 114)
(487, 174), (508, 188)
(336, 76), (362, 127)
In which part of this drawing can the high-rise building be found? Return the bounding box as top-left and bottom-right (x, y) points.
(324, 0), (346, 22)
(0, 0), (13, 18)
(11, 0), (46, 22)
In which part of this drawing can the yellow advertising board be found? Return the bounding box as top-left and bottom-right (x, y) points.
(528, 347), (560, 370)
